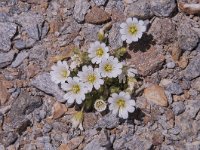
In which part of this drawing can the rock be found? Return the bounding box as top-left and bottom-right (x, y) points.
(178, 55), (189, 69)
(0, 80), (9, 105)
(144, 85), (168, 107)
(43, 123), (52, 133)
(11, 51), (29, 68)
(185, 141), (200, 150)
(150, 0), (176, 17)
(178, 2), (200, 15)
(0, 112), (3, 129)
(125, 0), (153, 19)
(184, 55), (200, 80)
(64, 136), (84, 150)
(85, 7), (111, 24)
(166, 61), (175, 69)
(185, 100), (200, 119)
(81, 24), (101, 42)
(192, 77), (200, 91)
(51, 102), (68, 119)
(108, 23), (123, 50)
(83, 139), (106, 150)
(16, 12), (45, 40)
(0, 131), (18, 147)
(152, 132), (164, 146)
(31, 73), (65, 102)
(29, 44), (47, 62)
(93, 0), (107, 6)
(177, 23), (199, 51)
(0, 50), (17, 68)
(124, 135), (153, 150)
(83, 113), (98, 130)
(9, 92), (42, 118)
(95, 113), (119, 129)
(73, 0), (90, 23)
(14, 38), (36, 50)
(0, 22), (17, 52)
(166, 83), (183, 95)
(172, 102), (185, 116)
(12, 116), (31, 134)
(149, 18), (176, 45)
(129, 46), (165, 76)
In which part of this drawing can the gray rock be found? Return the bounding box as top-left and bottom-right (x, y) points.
(73, 0), (90, 23)
(108, 23), (123, 50)
(29, 44), (47, 62)
(0, 144), (5, 150)
(166, 82), (183, 95)
(0, 22), (17, 52)
(185, 141), (200, 150)
(43, 123), (52, 133)
(149, 18), (176, 45)
(95, 113), (119, 129)
(93, 0), (107, 6)
(124, 135), (153, 150)
(150, 0), (176, 17)
(16, 12), (45, 40)
(172, 102), (185, 116)
(0, 112), (3, 128)
(185, 100), (200, 119)
(81, 24), (101, 42)
(177, 23), (199, 51)
(0, 131), (18, 147)
(14, 38), (36, 50)
(184, 55), (200, 80)
(11, 51), (29, 67)
(0, 50), (17, 68)
(11, 116), (31, 134)
(39, 109), (47, 119)
(192, 77), (200, 92)
(83, 139), (106, 150)
(125, 0), (153, 19)
(166, 61), (175, 69)
(31, 73), (65, 102)
(99, 130), (111, 147)
(9, 92), (42, 118)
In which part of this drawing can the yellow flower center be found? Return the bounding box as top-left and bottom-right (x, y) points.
(87, 74), (96, 83)
(61, 70), (68, 78)
(96, 47), (104, 57)
(72, 84), (80, 94)
(128, 25), (138, 35)
(116, 99), (125, 108)
(104, 64), (113, 72)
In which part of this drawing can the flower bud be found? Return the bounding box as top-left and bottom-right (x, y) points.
(94, 99), (107, 112)
(71, 111), (84, 130)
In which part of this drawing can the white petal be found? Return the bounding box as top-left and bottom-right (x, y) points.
(126, 18), (133, 25)
(120, 22), (127, 28)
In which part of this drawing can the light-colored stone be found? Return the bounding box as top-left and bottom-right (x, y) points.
(51, 102), (68, 119)
(85, 7), (111, 24)
(144, 85), (168, 107)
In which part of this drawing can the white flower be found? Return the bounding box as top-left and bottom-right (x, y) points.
(120, 18), (146, 44)
(94, 99), (107, 112)
(127, 68), (138, 77)
(71, 111), (84, 130)
(70, 54), (82, 70)
(61, 77), (87, 104)
(88, 41), (109, 64)
(78, 65), (104, 92)
(99, 56), (122, 78)
(50, 61), (70, 84)
(108, 91), (136, 119)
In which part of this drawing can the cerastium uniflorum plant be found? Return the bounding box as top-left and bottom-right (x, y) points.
(50, 18), (147, 130)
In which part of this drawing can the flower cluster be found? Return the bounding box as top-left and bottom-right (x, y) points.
(50, 17), (146, 130)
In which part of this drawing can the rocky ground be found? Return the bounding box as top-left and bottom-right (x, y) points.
(0, 0), (200, 149)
